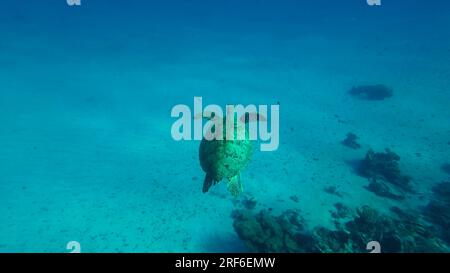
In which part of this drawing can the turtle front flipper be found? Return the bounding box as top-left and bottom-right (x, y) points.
(226, 173), (243, 197)
(202, 173), (214, 193)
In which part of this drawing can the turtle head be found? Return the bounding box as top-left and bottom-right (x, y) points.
(239, 112), (267, 124)
(193, 111), (223, 121)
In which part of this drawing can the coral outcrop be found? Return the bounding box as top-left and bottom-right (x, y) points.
(359, 149), (413, 199)
(342, 132), (361, 150)
(424, 182), (450, 244)
(231, 209), (314, 253)
(232, 206), (448, 253)
(348, 84), (393, 101)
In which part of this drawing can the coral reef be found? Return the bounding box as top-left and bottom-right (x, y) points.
(342, 132), (361, 149)
(424, 182), (450, 244)
(232, 206), (448, 253)
(321, 206), (447, 252)
(359, 149), (413, 199)
(330, 203), (352, 230)
(348, 84), (393, 101)
(367, 177), (405, 200)
(331, 203), (352, 220)
(231, 209), (315, 253)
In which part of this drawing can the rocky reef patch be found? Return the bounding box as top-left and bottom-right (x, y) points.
(231, 209), (314, 253)
(358, 149), (413, 200)
(424, 182), (450, 244)
(348, 84), (393, 101)
(342, 132), (361, 150)
(232, 205), (449, 253)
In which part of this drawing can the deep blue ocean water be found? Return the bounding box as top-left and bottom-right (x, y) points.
(1, 0), (450, 252)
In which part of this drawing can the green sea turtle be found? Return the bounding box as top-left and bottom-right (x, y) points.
(198, 112), (264, 197)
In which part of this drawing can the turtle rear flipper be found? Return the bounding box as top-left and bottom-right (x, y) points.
(227, 173), (243, 197)
(202, 173), (214, 193)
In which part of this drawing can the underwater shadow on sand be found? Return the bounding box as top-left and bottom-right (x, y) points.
(344, 159), (363, 176)
(200, 233), (248, 253)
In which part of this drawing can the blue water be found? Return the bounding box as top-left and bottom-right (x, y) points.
(1, 0), (450, 252)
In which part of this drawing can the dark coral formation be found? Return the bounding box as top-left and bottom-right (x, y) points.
(342, 132), (361, 150)
(348, 84), (393, 101)
(231, 209), (314, 253)
(424, 182), (450, 244)
(359, 149), (413, 199)
(359, 149), (405, 185)
(347, 206), (447, 252)
(367, 177), (405, 200)
(232, 206), (448, 253)
(331, 203), (352, 220)
(330, 203), (352, 230)
(323, 185), (343, 197)
(241, 195), (258, 210)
